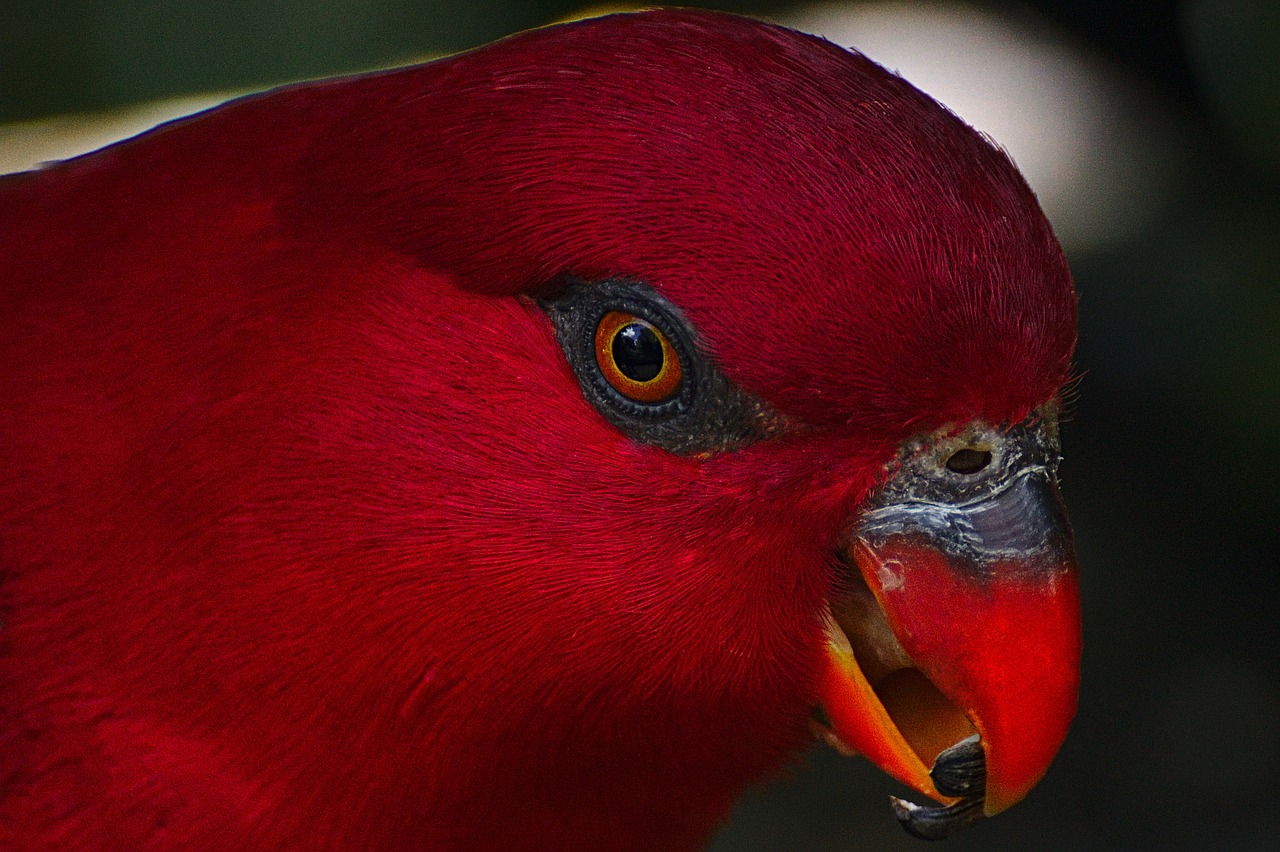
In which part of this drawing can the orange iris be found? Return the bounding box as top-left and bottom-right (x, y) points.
(594, 311), (683, 403)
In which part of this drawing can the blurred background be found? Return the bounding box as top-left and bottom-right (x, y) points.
(3, 1), (1276, 848)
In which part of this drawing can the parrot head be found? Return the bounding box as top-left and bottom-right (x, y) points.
(0, 9), (1078, 849)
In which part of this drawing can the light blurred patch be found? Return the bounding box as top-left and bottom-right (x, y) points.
(781, 0), (1185, 253)
(0, 95), (232, 175)
(0, 38), (441, 177)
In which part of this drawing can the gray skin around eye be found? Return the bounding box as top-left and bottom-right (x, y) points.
(541, 277), (786, 456)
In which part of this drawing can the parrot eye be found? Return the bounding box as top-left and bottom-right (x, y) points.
(541, 277), (784, 455)
(595, 311), (683, 404)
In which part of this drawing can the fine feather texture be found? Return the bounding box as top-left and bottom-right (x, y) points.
(0, 9), (1076, 851)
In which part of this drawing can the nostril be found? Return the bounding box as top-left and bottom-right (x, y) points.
(946, 448), (991, 475)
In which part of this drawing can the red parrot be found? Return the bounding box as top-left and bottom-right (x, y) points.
(0, 9), (1080, 850)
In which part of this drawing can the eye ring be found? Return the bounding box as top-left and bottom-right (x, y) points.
(594, 311), (683, 404)
(542, 277), (779, 454)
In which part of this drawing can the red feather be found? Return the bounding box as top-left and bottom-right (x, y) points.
(1, 10), (1075, 849)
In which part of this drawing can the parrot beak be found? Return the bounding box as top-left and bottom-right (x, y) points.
(814, 416), (1081, 838)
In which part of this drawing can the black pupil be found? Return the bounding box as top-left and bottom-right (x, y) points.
(612, 322), (664, 382)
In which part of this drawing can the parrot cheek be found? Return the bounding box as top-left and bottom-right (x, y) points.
(814, 418), (1081, 838)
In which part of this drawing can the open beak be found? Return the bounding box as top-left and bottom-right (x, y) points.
(814, 416), (1081, 838)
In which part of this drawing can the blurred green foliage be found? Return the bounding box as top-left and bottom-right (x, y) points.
(0, 1), (783, 122)
(1184, 0), (1280, 173)
(1, 0), (559, 121)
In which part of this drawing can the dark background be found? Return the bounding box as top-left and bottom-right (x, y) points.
(4, 2), (1276, 849)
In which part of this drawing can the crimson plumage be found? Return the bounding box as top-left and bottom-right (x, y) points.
(1, 10), (1078, 850)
